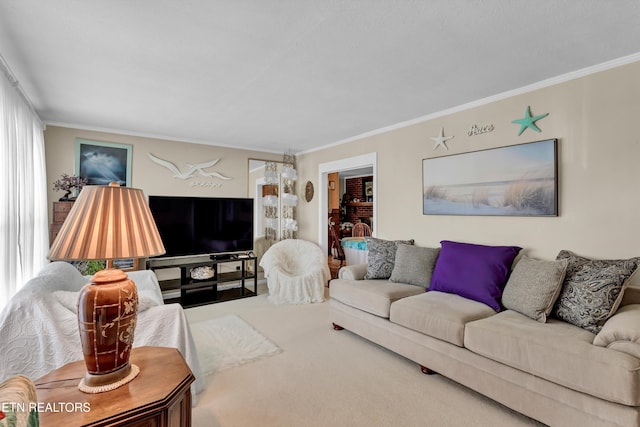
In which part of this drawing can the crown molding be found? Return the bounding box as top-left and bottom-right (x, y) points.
(300, 52), (640, 156)
(44, 121), (284, 154)
(46, 52), (640, 156)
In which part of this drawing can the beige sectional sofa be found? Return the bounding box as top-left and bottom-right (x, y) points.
(329, 240), (640, 427)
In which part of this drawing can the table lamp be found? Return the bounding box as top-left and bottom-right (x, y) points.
(47, 182), (165, 393)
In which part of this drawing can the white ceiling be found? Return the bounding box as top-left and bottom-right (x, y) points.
(1, 1), (640, 154)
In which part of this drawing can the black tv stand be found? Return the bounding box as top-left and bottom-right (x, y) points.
(147, 255), (258, 308)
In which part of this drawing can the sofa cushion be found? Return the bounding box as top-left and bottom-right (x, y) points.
(389, 244), (440, 288)
(553, 250), (640, 334)
(465, 310), (640, 405)
(390, 291), (495, 346)
(429, 240), (522, 311)
(329, 278), (424, 318)
(501, 256), (568, 322)
(364, 237), (414, 280)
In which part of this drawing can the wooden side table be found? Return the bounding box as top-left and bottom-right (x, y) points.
(35, 347), (194, 427)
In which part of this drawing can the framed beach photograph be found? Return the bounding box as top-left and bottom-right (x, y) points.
(75, 138), (132, 186)
(422, 139), (558, 216)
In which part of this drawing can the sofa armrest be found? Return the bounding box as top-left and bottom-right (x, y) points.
(338, 263), (368, 280)
(593, 304), (640, 358)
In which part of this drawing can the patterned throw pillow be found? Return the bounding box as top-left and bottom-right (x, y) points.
(364, 237), (414, 280)
(553, 250), (640, 333)
(502, 256), (568, 322)
(389, 244), (440, 288)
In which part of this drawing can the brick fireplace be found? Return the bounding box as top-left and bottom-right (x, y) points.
(344, 176), (373, 226)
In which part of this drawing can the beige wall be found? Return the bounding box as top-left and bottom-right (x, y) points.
(297, 60), (640, 261)
(44, 126), (281, 226)
(45, 60), (640, 262)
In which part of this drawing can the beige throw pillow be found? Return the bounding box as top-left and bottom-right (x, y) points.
(389, 244), (440, 288)
(502, 256), (568, 322)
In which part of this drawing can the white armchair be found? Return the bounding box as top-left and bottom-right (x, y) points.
(259, 239), (330, 304)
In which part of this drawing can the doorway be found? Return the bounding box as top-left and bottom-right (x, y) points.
(318, 152), (377, 255)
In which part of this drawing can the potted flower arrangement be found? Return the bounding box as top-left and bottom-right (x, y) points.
(53, 173), (88, 201)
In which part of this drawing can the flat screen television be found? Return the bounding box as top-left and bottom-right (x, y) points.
(148, 195), (254, 258)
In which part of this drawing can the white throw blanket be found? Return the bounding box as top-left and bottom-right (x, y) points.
(0, 262), (204, 397)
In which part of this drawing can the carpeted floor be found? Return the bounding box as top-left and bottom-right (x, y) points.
(185, 285), (544, 427)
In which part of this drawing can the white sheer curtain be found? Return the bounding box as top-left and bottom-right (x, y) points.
(0, 64), (48, 310)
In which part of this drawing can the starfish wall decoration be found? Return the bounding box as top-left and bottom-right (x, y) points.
(512, 106), (549, 136)
(430, 127), (454, 150)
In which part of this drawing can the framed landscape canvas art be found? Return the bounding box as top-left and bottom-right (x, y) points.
(75, 139), (132, 186)
(423, 139), (558, 216)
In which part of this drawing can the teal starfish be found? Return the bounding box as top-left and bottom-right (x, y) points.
(512, 106), (548, 136)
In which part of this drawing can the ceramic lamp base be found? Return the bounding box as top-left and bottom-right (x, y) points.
(78, 363), (140, 394)
(77, 269), (139, 394)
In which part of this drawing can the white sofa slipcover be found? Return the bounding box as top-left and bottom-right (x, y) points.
(0, 261), (204, 398)
(260, 239), (330, 304)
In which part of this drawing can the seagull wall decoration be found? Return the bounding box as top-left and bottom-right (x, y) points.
(147, 153), (232, 180)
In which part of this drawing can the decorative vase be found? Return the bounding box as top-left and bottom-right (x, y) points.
(77, 268), (140, 393)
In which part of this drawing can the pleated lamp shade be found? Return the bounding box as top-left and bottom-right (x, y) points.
(48, 182), (165, 261)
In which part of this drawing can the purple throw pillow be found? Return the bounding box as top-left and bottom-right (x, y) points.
(429, 240), (522, 311)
